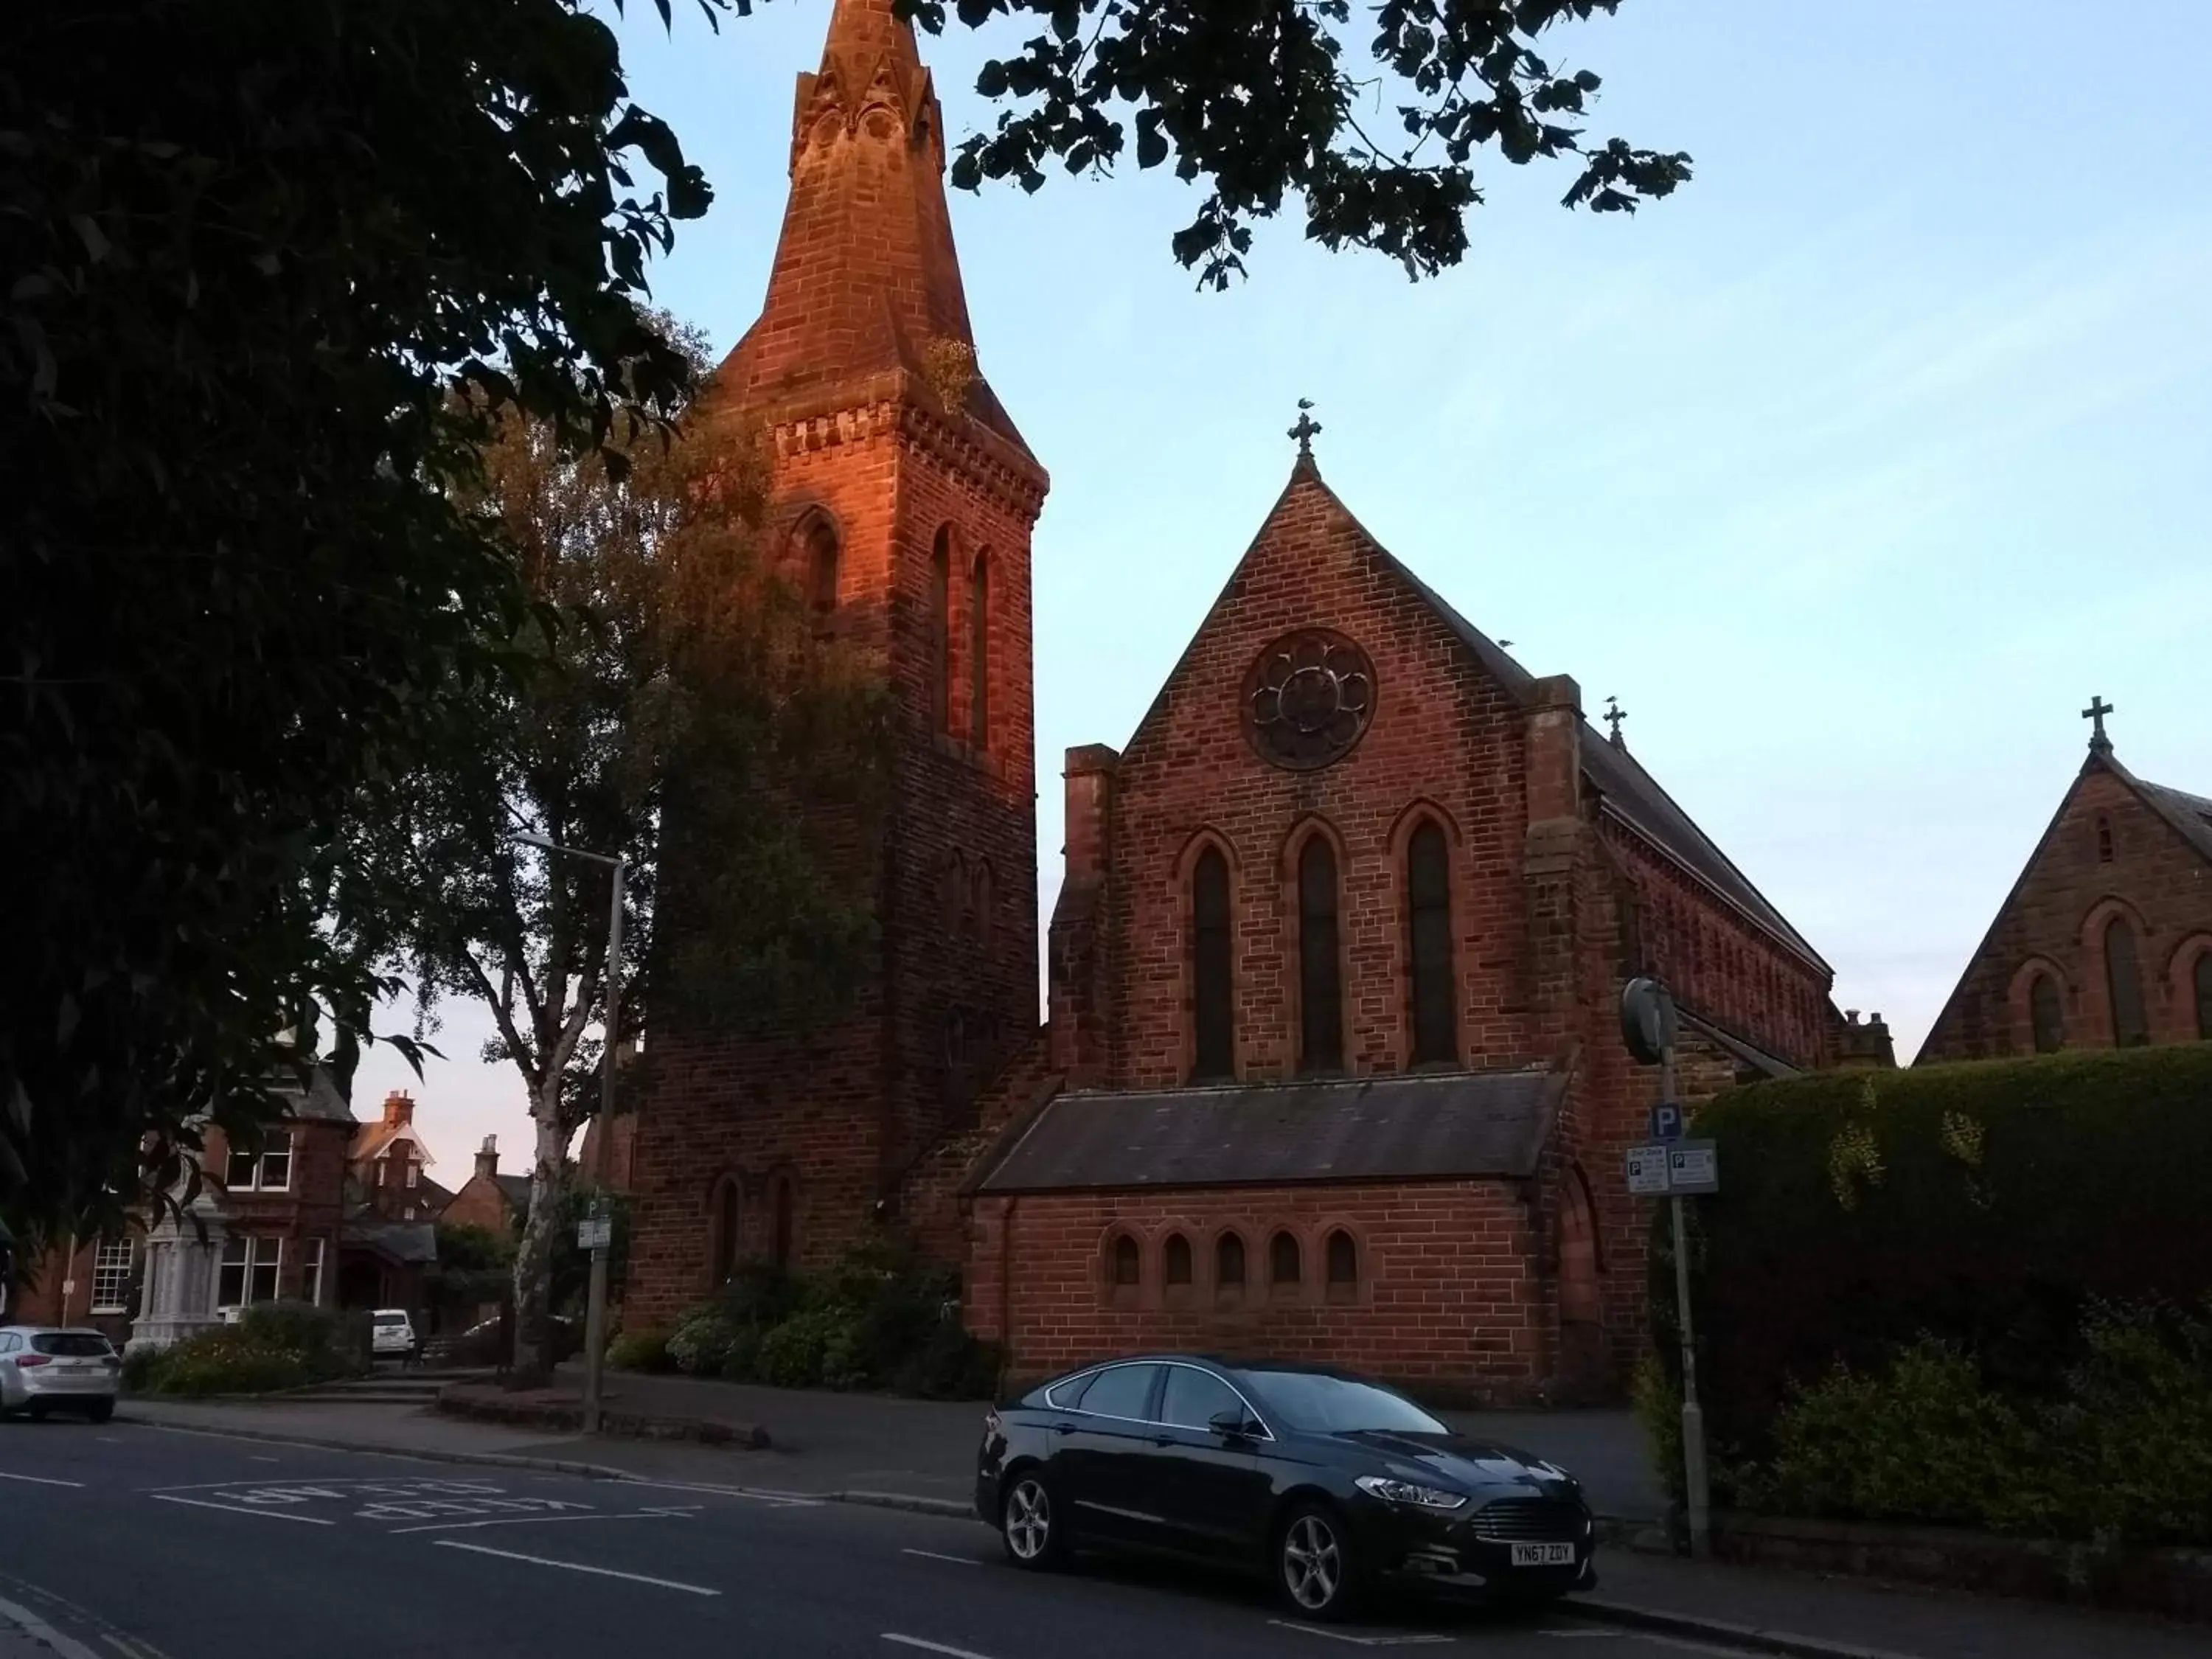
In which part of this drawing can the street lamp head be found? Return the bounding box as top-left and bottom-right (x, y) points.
(512, 830), (556, 852)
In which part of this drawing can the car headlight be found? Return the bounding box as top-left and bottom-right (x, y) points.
(1354, 1475), (1469, 1510)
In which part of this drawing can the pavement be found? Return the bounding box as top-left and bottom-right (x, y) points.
(18, 1388), (2194, 1659)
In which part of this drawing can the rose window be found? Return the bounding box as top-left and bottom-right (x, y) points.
(1243, 630), (1377, 771)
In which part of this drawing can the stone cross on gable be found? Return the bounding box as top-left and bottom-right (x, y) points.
(2082, 695), (2115, 753)
(1288, 398), (1322, 458)
(1603, 695), (1628, 747)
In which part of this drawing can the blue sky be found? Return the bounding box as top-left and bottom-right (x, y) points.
(356, 0), (2212, 1174)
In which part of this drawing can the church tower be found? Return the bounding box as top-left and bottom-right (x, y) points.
(625, 0), (1048, 1315)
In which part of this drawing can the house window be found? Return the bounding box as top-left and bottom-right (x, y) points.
(1325, 1228), (1357, 1291)
(802, 516), (840, 616)
(376, 1157), (388, 1186)
(1270, 1230), (1302, 1289)
(969, 552), (990, 750)
(2029, 973), (2065, 1054)
(1406, 819), (1457, 1065)
(771, 1177), (795, 1267)
(1110, 1234), (1141, 1287)
(90, 1239), (133, 1315)
(1215, 1232), (1245, 1298)
(2096, 815), (2114, 863)
(1191, 846), (1235, 1081)
(929, 527), (953, 732)
(226, 1130), (293, 1193)
(1163, 1233), (1192, 1287)
(2197, 952), (2212, 1040)
(2105, 917), (2149, 1047)
(300, 1239), (325, 1308)
(405, 1158), (420, 1189)
(1298, 835), (1343, 1073)
(217, 1237), (282, 1309)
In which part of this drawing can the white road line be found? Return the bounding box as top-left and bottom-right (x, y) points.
(881, 1637), (1000, 1659)
(0, 1470), (85, 1488)
(899, 1548), (981, 1566)
(1265, 1622), (1453, 1646)
(609, 1475), (825, 1506)
(249, 1455), (281, 1463)
(0, 1596), (104, 1659)
(149, 1493), (334, 1525)
(389, 1511), (692, 1536)
(434, 1540), (720, 1596)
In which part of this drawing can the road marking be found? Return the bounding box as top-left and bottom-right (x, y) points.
(434, 1540), (720, 1596)
(0, 1470), (85, 1488)
(249, 1455), (281, 1463)
(881, 1638), (1000, 1659)
(389, 1509), (695, 1536)
(0, 1594), (104, 1659)
(1266, 1623), (1453, 1646)
(609, 1475), (824, 1506)
(150, 1493), (334, 1524)
(900, 1548), (981, 1566)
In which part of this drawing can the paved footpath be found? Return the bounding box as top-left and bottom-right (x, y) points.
(95, 1394), (2211, 1659)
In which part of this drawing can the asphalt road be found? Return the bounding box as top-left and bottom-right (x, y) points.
(0, 1419), (1736, 1659)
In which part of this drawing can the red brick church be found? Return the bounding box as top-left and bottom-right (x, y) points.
(626, 0), (1852, 1400)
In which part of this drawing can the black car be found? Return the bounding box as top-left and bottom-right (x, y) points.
(975, 1354), (1596, 1621)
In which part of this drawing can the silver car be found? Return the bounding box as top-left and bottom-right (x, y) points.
(0, 1326), (120, 1422)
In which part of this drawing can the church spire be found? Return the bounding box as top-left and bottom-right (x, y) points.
(714, 0), (1033, 461)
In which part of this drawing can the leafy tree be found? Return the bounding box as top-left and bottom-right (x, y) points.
(919, 0), (1691, 285)
(1, 0), (714, 1245)
(338, 324), (886, 1379)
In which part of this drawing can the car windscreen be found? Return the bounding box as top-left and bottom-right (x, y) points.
(373, 1313), (408, 1326)
(1235, 1370), (1450, 1436)
(32, 1333), (113, 1357)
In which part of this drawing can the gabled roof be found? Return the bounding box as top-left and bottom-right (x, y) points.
(2129, 769), (2212, 864)
(271, 1062), (353, 1125)
(976, 1065), (1569, 1195)
(495, 1175), (532, 1211)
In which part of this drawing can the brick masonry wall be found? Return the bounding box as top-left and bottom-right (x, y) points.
(966, 1180), (1553, 1402)
(1919, 759), (2212, 1060)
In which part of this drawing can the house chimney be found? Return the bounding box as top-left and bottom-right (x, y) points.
(1523, 674), (1582, 826)
(1063, 744), (1120, 883)
(475, 1135), (498, 1182)
(382, 1090), (414, 1125)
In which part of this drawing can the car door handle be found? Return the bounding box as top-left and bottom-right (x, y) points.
(1150, 1434), (1176, 1447)
(1051, 1422), (1077, 1436)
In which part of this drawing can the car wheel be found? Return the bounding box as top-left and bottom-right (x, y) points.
(86, 1399), (115, 1425)
(1276, 1501), (1359, 1621)
(998, 1470), (1067, 1570)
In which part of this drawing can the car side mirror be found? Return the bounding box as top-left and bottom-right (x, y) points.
(1209, 1408), (1256, 1439)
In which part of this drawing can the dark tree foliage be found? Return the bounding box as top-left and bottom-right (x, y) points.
(0, 1), (714, 1245)
(914, 0), (1691, 285)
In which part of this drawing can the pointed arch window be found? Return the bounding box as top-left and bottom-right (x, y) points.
(2196, 952), (2212, 1040)
(1111, 1234), (1141, 1287)
(1191, 846), (1234, 1081)
(801, 517), (840, 616)
(1298, 835), (1343, 1074)
(1163, 1234), (1192, 1287)
(969, 552), (991, 750)
(2029, 973), (2065, 1054)
(1406, 819), (1457, 1065)
(1325, 1229), (1357, 1288)
(2096, 815), (2115, 863)
(929, 527), (953, 731)
(1269, 1230), (1302, 1289)
(1215, 1232), (1246, 1298)
(2105, 917), (2149, 1047)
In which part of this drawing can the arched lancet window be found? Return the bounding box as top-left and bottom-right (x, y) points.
(968, 552), (991, 750)
(928, 527), (953, 731)
(2029, 973), (2065, 1054)
(2197, 951), (2212, 1041)
(1269, 1230), (1302, 1288)
(1163, 1234), (1192, 1286)
(2096, 815), (2115, 863)
(939, 851), (966, 935)
(1325, 1229), (1357, 1288)
(970, 859), (993, 947)
(1215, 1232), (1245, 1295)
(771, 1177), (795, 1267)
(2105, 917), (2149, 1047)
(1405, 819), (1457, 1065)
(710, 1178), (741, 1284)
(1191, 846), (1234, 1081)
(1297, 835), (1343, 1074)
(801, 516), (840, 616)
(1110, 1234), (1141, 1287)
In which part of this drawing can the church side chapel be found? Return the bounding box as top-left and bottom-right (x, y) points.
(627, 0), (1853, 1401)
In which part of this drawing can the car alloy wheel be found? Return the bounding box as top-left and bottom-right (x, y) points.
(1001, 1473), (1062, 1568)
(1279, 1504), (1354, 1619)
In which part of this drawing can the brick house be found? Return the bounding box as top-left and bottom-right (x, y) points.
(347, 1089), (451, 1221)
(1916, 709), (2212, 1061)
(439, 1135), (532, 1236)
(625, 0), (1848, 1401)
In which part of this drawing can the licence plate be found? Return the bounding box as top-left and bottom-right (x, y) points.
(1509, 1543), (1576, 1568)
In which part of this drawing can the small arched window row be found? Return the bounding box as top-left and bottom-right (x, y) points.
(701, 1170), (800, 1279)
(1095, 1224), (1366, 1306)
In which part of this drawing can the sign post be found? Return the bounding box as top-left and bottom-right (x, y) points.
(1621, 977), (1713, 1559)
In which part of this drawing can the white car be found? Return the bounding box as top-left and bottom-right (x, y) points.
(370, 1309), (420, 1361)
(0, 1326), (119, 1422)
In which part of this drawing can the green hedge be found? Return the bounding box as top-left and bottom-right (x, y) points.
(1653, 1045), (2212, 1472)
(130, 1301), (361, 1397)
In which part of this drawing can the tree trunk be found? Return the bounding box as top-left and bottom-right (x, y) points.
(509, 1089), (568, 1385)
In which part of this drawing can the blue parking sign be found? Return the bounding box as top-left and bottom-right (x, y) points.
(1649, 1102), (1684, 1142)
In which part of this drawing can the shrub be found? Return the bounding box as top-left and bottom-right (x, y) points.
(120, 1344), (166, 1394)
(757, 1305), (868, 1389)
(239, 1300), (336, 1362)
(718, 1325), (763, 1382)
(890, 1316), (1002, 1401)
(135, 1326), (321, 1397)
(714, 1258), (801, 1330)
(1630, 1350), (1685, 1506)
(667, 1309), (740, 1377)
(605, 1326), (673, 1374)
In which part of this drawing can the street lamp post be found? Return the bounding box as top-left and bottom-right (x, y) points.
(514, 831), (623, 1436)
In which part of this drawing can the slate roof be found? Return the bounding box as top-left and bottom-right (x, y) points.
(495, 1175), (533, 1211)
(975, 1066), (1568, 1195)
(1352, 491), (1827, 973)
(2130, 770), (2212, 864)
(278, 1063), (355, 1125)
